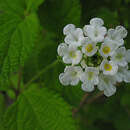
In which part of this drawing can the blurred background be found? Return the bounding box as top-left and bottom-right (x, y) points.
(23, 0), (130, 129)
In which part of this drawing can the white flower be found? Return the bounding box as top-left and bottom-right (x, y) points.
(113, 66), (130, 83)
(64, 28), (84, 47)
(100, 59), (118, 75)
(82, 37), (97, 56)
(98, 74), (117, 97)
(59, 66), (83, 86)
(57, 43), (82, 65)
(111, 47), (128, 67)
(81, 67), (99, 92)
(99, 38), (118, 58)
(105, 26), (127, 47)
(63, 24), (76, 35)
(83, 18), (107, 43)
(125, 49), (130, 62)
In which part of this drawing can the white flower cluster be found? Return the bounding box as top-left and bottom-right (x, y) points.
(57, 18), (130, 97)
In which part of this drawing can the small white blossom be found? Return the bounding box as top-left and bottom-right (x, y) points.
(113, 66), (130, 83)
(99, 38), (118, 58)
(59, 66), (83, 86)
(57, 43), (82, 65)
(81, 67), (99, 92)
(64, 28), (84, 47)
(98, 74), (117, 97)
(82, 37), (97, 56)
(100, 59), (118, 75)
(83, 18), (107, 43)
(111, 47), (128, 67)
(105, 26), (127, 47)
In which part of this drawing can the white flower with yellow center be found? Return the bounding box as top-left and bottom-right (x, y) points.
(81, 67), (99, 92)
(98, 74), (117, 97)
(100, 59), (118, 75)
(64, 27), (84, 47)
(111, 47), (128, 67)
(57, 43), (82, 65)
(83, 18), (107, 43)
(99, 39), (118, 58)
(82, 37), (97, 56)
(105, 26), (127, 47)
(59, 66), (83, 86)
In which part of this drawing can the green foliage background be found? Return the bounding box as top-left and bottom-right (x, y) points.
(0, 0), (130, 129)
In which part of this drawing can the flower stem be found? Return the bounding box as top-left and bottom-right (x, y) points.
(72, 91), (104, 116)
(24, 60), (59, 89)
(86, 91), (104, 104)
(72, 92), (89, 116)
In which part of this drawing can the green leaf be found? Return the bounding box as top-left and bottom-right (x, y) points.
(1, 87), (77, 130)
(0, 0), (42, 87)
(25, 0), (45, 12)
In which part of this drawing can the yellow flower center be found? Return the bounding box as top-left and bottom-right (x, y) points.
(102, 46), (111, 54)
(71, 71), (77, 77)
(88, 71), (94, 80)
(116, 54), (123, 60)
(104, 63), (112, 71)
(69, 51), (77, 58)
(85, 44), (93, 53)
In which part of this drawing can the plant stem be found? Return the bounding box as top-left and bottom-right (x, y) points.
(24, 60), (59, 89)
(72, 91), (104, 116)
(86, 91), (104, 104)
(72, 93), (89, 116)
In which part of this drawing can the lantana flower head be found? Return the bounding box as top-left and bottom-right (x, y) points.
(57, 17), (130, 97)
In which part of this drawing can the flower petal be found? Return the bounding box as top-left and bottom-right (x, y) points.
(63, 56), (71, 64)
(81, 82), (94, 92)
(63, 24), (75, 35)
(59, 73), (69, 86)
(104, 83), (116, 97)
(115, 26), (128, 39)
(57, 43), (68, 56)
(90, 18), (104, 26)
(72, 50), (82, 65)
(126, 49), (130, 62)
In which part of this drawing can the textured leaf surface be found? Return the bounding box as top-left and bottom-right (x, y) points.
(1, 87), (77, 130)
(0, 0), (44, 86)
